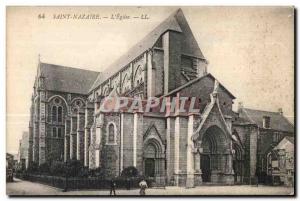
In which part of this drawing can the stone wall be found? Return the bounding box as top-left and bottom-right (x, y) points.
(166, 117), (176, 184)
(179, 117), (188, 174)
(178, 76), (234, 116)
(101, 113), (120, 177)
(122, 113), (134, 170)
(162, 31), (182, 94)
(233, 124), (257, 183)
(152, 49), (164, 96)
(143, 116), (166, 141)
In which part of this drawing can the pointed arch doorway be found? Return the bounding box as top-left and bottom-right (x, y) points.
(199, 125), (234, 184)
(143, 141), (165, 178)
(143, 138), (166, 187)
(143, 123), (166, 186)
(144, 144), (156, 177)
(201, 154), (211, 182)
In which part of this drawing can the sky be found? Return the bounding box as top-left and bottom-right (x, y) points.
(6, 6), (294, 154)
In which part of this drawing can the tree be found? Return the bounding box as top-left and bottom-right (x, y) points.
(39, 162), (50, 175)
(27, 162), (39, 173)
(121, 166), (139, 178)
(65, 160), (83, 177)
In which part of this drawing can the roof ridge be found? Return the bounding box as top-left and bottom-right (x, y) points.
(243, 107), (281, 115)
(242, 108), (256, 124)
(164, 73), (235, 98)
(40, 62), (100, 74)
(241, 107), (294, 133)
(39, 62), (100, 94)
(243, 107), (294, 126)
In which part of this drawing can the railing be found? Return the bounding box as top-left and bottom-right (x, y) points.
(15, 173), (153, 190)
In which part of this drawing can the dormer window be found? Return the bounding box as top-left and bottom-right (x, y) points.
(263, 116), (271, 129)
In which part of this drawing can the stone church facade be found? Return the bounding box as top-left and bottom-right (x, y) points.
(27, 9), (294, 187)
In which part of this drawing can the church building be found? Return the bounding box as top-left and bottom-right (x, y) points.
(27, 9), (294, 187)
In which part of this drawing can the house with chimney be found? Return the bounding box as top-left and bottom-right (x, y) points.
(233, 104), (294, 184)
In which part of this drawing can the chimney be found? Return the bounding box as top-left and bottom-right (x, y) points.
(278, 108), (283, 115)
(238, 102), (243, 112)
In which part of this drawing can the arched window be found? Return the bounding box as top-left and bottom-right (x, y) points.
(107, 123), (116, 144)
(108, 124), (115, 142)
(57, 106), (63, 123)
(134, 65), (143, 87)
(52, 106), (57, 122)
(52, 105), (63, 123)
(76, 100), (81, 107)
(103, 86), (109, 96)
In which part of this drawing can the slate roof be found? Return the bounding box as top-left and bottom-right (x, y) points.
(89, 8), (205, 91)
(238, 108), (294, 133)
(39, 62), (100, 95)
(164, 73), (236, 99)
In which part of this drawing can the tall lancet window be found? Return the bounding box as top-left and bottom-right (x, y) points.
(52, 106), (57, 122)
(133, 65), (143, 87)
(107, 123), (116, 144)
(57, 106), (63, 123)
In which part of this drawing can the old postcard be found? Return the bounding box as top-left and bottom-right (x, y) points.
(6, 6), (294, 196)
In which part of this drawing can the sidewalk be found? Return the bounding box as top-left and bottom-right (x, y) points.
(7, 178), (294, 196)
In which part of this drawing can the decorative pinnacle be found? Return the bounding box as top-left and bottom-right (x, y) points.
(38, 54), (41, 63)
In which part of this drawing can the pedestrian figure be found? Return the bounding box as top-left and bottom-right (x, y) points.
(62, 166), (68, 192)
(110, 178), (116, 196)
(255, 169), (259, 187)
(139, 179), (148, 196)
(63, 174), (68, 192)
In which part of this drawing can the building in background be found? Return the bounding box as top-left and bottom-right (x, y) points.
(267, 136), (294, 186)
(6, 153), (17, 182)
(233, 106), (294, 184)
(17, 131), (30, 170)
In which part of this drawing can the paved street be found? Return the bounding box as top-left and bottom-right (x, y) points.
(7, 178), (294, 196)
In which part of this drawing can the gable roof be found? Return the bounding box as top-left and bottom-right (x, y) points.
(273, 136), (294, 151)
(143, 122), (164, 144)
(89, 8), (205, 91)
(164, 73), (236, 99)
(191, 85), (234, 141)
(285, 136), (294, 144)
(39, 62), (100, 95)
(238, 108), (294, 133)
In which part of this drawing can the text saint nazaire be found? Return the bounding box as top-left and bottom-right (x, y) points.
(53, 13), (101, 20)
